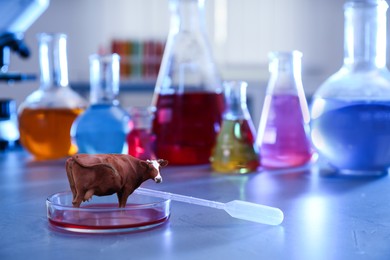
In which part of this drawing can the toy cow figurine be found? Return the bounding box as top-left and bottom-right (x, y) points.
(65, 154), (168, 208)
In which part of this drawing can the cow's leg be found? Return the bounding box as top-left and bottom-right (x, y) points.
(117, 191), (123, 207)
(65, 159), (76, 201)
(118, 189), (133, 208)
(73, 191), (86, 207)
(71, 191), (78, 205)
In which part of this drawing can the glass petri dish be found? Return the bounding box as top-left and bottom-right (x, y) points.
(46, 191), (171, 234)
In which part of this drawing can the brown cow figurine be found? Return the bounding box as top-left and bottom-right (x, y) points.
(65, 154), (168, 208)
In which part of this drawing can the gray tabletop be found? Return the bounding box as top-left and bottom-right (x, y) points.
(0, 150), (389, 260)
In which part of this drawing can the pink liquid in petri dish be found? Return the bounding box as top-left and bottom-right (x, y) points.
(49, 204), (168, 232)
(46, 192), (170, 233)
(258, 94), (312, 168)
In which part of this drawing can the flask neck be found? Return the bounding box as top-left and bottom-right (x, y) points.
(129, 106), (154, 130)
(89, 54), (120, 105)
(170, 0), (205, 33)
(223, 81), (250, 120)
(343, 0), (388, 70)
(38, 33), (69, 90)
(268, 51), (303, 94)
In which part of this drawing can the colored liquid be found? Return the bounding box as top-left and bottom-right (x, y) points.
(153, 92), (224, 165)
(48, 203), (168, 233)
(72, 104), (129, 154)
(18, 107), (84, 160)
(127, 129), (156, 160)
(211, 119), (260, 173)
(258, 94), (312, 168)
(311, 98), (390, 173)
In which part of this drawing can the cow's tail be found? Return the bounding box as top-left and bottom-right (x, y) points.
(65, 157), (77, 198)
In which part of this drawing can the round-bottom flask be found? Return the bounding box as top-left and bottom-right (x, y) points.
(72, 104), (129, 154)
(311, 0), (390, 175)
(71, 54), (129, 154)
(18, 33), (86, 160)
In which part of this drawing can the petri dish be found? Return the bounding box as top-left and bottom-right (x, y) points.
(46, 191), (171, 234)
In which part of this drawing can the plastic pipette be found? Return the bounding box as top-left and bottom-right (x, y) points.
(135, 187), (284, 226)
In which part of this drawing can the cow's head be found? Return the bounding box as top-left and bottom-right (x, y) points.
(142, 159), (168, 183)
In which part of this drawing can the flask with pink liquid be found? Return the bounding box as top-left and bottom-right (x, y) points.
(127, 106), (156, 160)
(256, 51), (313, 169)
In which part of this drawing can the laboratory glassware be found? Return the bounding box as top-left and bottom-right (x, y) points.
(310, 0), (390, 175)
(257, 51), (312, 168)
(127, 106), (157, 160)
(211, 81), (260, 174)
(18, 33), (86, 160)
(152, 0), (224, 165)
(71, 53), (129, 154)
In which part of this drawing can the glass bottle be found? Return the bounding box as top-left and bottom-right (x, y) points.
(257, 51), (312, 168)
(151, 0), (224, 165)
(210, 81), (260, 174)
(310, 0), (390, 175)
(71, 53), (130, 154)
(18, 33), (86, 160)
(127, 106), (156, 160)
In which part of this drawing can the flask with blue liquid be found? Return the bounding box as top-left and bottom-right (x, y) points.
(71, 53), (130, 154)
(310, 0), (390, 175)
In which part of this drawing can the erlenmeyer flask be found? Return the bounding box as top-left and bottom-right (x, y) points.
(18, 33), (87, 160)
(210, 81), (260, 174)
(151, 0), (224, 165)
(311, 0), (390, 175)
(257, 51), (312, 168)
(71, 54), (130, 154)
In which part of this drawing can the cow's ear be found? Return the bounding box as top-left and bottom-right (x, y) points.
(158, 159), (168, 167)
(139, 161), (150, 170)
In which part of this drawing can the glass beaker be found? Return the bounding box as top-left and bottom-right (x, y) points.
(127, 106), (156, 160)
(18, 33), (87, 160)
(310, 0), (390, 175)
(210, 81), (260, 174)
(71, 53), (129, 154)
(257, 51), (312, 169)
(151, 0), (224, 165)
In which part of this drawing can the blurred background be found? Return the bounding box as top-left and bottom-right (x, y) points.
(1, 0), (388, 126)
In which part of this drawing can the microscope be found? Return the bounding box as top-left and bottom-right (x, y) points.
(0, 0), (49, 150)
(0, 0), (49, 82)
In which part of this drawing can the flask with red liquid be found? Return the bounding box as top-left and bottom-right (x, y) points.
(152, 0), (224, 165)
(256, 51), (312, 168)
(127, 106), (156, 160)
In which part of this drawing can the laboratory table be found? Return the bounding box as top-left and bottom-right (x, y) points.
(0, 150), (390, 260)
